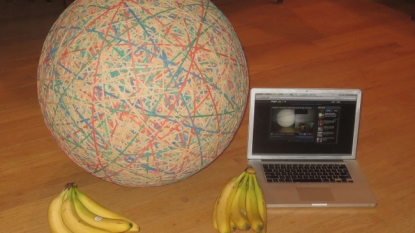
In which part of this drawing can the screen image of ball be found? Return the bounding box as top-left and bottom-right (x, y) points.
(276, 109), (295, 127)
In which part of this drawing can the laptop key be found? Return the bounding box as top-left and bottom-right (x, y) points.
(292, 178), (322, 183)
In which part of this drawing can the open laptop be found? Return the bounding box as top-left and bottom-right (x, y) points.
(247, 88), (376, 207)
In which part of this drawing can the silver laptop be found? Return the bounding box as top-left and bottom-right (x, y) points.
(247, 88), (376, 207)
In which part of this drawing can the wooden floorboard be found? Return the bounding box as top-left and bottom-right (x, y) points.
(1, 0), (415, 232)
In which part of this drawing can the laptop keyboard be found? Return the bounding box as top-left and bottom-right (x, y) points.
(263, 163), (353, 183)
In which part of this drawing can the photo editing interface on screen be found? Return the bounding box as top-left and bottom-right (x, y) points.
(252, 93), (358, 156)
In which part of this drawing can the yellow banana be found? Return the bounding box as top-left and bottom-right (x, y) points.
(246, 174), (265, 233)
(48, 187), (72, 233)
(252, 171), (267, 233)
(245, 166), (256, 175)
(214, 177), (237, 233)
(61, 187), (111, 233)
(214, 192), (237, 232)
(229, 173), (250, 230)
(214, 171), (245, 233)
(73, 186), (140, 232)
(72, 192), (133, 232)
(213, 193), (219, 230)
(230, 218), (237, 232)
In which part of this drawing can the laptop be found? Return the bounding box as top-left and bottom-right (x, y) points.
(247, 88), (377, 207)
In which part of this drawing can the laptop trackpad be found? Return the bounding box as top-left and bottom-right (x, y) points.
(296, 186), (335, 202)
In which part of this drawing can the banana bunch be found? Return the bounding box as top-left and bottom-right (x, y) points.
(213, 167), (267, 233)
(48, 183), (140, 233)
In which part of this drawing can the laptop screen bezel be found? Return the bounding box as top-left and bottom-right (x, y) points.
(247, 88), (362, 161)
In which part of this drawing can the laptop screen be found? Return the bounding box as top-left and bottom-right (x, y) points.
(248, 89), (361, 158)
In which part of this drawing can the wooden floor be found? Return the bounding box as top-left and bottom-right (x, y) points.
(1, 0), (415, 232)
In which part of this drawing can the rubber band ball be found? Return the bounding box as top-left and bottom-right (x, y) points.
(37, 0), (249, 187)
